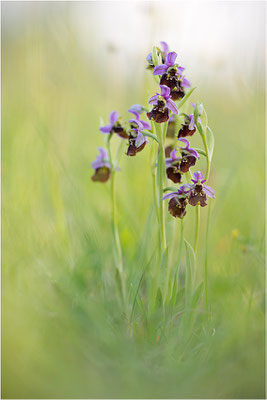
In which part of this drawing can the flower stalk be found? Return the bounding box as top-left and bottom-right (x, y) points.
(154, 121), (167, 254)
(193, 204), (200, 253)
(201, 133), (211, 180)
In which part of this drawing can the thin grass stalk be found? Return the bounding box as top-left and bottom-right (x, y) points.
(107, 137), (126, 306)
(204, 202), (211, 313)
(170, 219), (184, 307)
(176, 219), (184, 288)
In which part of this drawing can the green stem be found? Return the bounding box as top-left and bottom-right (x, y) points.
(201, 133), (211, 180)
(154, 122), (167, 254)
(194, 204), (200, 253)
(176, 219), (184, 292)
(162, 119), (168, 142)
(170, 219), (184, 304)
(150, 125), (159, 222)
(107, 137), (126, 304)
(204, 202), (211, 313)
(177, 219), (184, 267)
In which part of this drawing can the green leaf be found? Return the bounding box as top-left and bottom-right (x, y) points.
(152, 46), (161, 67)
(197, 103), (204, 116)
(194, 148), (207, 157)
(163, 186), (177, 193)
(174, 287), (185, 307)
(191, 281), (204, 309)
(136, 294), (147, 321)
(193, 104), (199, 125)
(202, 108), (208, 133)
(194, 103), (204, 137)
(141, 130), (159, 143)
(170, 273), (178, 307)
(156, 287), (163, 309)
(177, 87), (196, 110)
(115, 268), (123, 300)
(130, 269), (146, 323)
(161, 246), (169, 268)
(206, 126), (215, 162)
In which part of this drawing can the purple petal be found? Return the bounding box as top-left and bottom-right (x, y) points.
(110, 111), (119, 125)
(91, 159), (102, 169)
(146, 52), (153, 63)
(188, 114), (195, 130)
(148, 94), (158, 104)
(192, 171), (204, 182)
(91, 147), (110, 169)
(190, 149), (199, 158)
(153, 64), (168, 76)
(162, 192), (178, 200)
(129, 110), (139, 119)
(128, 104), (143, 115)
(182, 77), (191, 88)
(179, 138), (199, 158)
(160, 85), (171, 98)
(135, 132), (145, 148)
(100, 124), (112, 134)
(140, 120), (151, 130)
(203, 185), (215, 199)
(190, 102), (195, 109)
(166, 99), (178, 114)
(166, 51), (177, 66)
(165, 158), (172, 167)
(170, 149), (177, 160)
(178, 184), (191, 194)
(98, 147), (108, 159)
(160, 41), (169, 56)
(129, 119), (144, 130)
(179, 138), (190, 149)
(177, 66), (185, 75)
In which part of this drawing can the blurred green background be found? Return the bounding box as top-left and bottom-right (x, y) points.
(2, 1), (265, 399)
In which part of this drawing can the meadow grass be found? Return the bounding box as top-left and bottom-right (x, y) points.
(2, 7), (265, 399)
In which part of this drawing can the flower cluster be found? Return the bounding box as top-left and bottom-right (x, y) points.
(91, 105), (152, 181)
(91, 41), (215, 221)
(163, 107), (214, 217)
(90, 41), (216, 315)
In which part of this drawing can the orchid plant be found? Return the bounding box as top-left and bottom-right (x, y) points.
(91, 42), (215, 317)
